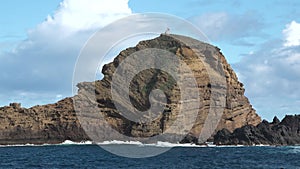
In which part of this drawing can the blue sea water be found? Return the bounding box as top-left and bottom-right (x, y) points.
(0, 143), (299, 169)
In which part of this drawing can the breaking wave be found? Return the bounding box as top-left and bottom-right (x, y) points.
(0, 140), (275, 148)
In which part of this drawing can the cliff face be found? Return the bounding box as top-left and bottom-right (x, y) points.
(0, 34), (261, 144)
(74, 34), (261, 143)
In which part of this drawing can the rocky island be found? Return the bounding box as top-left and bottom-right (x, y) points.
(0, 34), (299, 145)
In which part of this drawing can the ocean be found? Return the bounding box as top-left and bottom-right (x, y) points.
(0, 141), (299, 169)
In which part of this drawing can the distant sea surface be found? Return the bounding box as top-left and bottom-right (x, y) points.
(0, 142), (299, 169)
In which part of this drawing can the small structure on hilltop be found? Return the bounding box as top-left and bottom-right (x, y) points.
(164, 27), (170, 35)
(9, 103), (21, 109)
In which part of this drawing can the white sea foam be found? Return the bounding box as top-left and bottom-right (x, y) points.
(0, 140), (93, 147)
(96, 140), (205, 147)
(60, 140), (93, 145)
(97, 140), (144, 145)
(146, 141), (203, 147)
(0, 140), (279, 148)
(0, 143), (47, 147)
(216, 144), (272, 148)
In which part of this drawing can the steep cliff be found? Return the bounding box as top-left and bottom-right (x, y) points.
(0, 34), (261, 144)
(72, 34), (261, 143)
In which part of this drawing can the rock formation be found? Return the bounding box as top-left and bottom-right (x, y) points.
(213, 115), (300, 145)
(0, 98), (89, 144)
(0, 34), (261, 145)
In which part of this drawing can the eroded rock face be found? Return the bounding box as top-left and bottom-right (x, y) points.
(0, 34), (261, 144)
(0, 98), (89, 144)
(213, 115), (300, 145)
(75, 34), (261, 143)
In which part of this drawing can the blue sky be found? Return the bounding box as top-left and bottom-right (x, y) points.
(1, 0), (300, 121)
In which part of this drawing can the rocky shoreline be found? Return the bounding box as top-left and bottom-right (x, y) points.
(0, 99), (299, 146)
(0, 99), (90, 145)
(213, 115), (300, 146)
(0, 34), (298, 146)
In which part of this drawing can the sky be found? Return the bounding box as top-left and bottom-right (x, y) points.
(0, 0), (300, 121)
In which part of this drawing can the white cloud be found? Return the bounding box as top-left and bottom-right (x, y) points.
(42, 0), (131, 34)
(56, 94), (63, 98)
(0, 0), (132, 107)
(283, 21), (300, 47)
(234, 21), (300, 121)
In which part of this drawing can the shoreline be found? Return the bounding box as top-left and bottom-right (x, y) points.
(0, 140), (298, 148)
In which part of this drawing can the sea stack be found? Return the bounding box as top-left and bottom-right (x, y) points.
(73, 34), (262, 143)
(0, 34), (261, 145)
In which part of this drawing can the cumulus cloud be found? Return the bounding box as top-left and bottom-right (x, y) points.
(0, 0), (132, 107)
(234, 22), (300, 121)
(283, 21), (300, 47)
(44, 0), (131, 33)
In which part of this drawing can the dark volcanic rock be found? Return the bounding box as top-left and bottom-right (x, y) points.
(272, 116), (280, 125)
(213, 115), (300, 145)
